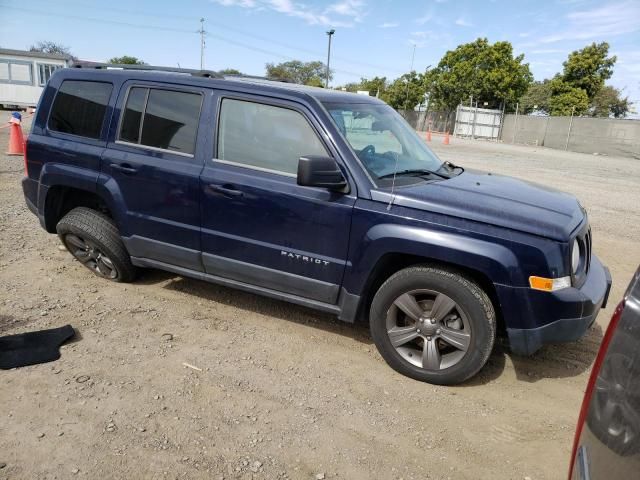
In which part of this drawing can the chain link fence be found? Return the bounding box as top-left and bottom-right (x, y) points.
(397, 110), (457, 133)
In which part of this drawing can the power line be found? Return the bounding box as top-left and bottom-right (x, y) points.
(2, 5), (194, 34)
(0, 0), (406, 76)
(2, 4), (370, 78)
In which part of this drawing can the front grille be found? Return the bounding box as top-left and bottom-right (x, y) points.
(584, 227), (592, 275)
(572, 223), (592, 289)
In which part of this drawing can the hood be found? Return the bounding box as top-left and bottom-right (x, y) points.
(377, 169), (584, 241)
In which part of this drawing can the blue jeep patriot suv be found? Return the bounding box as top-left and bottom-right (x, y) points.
(22, 64), (612, 385)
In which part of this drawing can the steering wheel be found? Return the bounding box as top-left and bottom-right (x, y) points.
(360, 144), (376, 157)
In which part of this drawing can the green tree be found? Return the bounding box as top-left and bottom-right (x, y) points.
(30, 41), (73, 57)
(340, 82), (360, 92)
(108, 56), (146, 65)
(590, 85), (631, 118)
(265, 60), (331, 86)
(548, 78), (589, 116)
(218, 68), (242, 75)
(339, 77), (388, 96)
(359, 77), (388, 96)
(425, 38), (532, 111)
(381, 71), (425, 110)
(561, 42), (616, 100)
(304, 77), (325, 88)
(520, 80), (552, 114)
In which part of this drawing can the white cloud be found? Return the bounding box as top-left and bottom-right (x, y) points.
(415, 6), (434, 25)
(378, 22), (399, 28)
(212, 0), (367, 27)
(215, 0), (257, 6)
(455, 17), (473, 27)
(537, 1), (640, 44)
(408, 30), (439, 48)
(325, 0), (366, 20)
(530, 48), (564, 54)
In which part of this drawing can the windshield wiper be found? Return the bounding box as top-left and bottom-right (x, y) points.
(379, 168), (450, 180)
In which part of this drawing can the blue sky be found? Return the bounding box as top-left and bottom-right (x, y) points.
(1, 0), (638, 110)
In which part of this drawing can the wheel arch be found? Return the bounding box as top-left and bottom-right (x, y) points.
(354, 252), (506, 335)
(43, 185), (112, 233)
(346, 224), (521, 334)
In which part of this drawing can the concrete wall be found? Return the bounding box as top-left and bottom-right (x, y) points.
(501, 114), (640, 159)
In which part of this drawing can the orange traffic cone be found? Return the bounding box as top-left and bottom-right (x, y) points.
(6, 122), (25, 156)
(443, 132), (450, 145)
(426, 129), (432, 142)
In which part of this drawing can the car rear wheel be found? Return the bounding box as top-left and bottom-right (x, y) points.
(370, 266), (496, 385)
(56, 207), (136, 283)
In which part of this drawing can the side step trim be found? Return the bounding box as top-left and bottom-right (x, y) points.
(131, 256), (342, 315)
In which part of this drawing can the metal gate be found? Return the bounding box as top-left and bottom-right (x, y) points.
(454, 105), (502, 140)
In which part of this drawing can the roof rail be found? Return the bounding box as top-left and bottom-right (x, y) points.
(224, 74), (295, 84)
(71, 61), (224, 79)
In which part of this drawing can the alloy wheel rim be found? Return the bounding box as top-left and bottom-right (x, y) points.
(386, 289), (471, 371)
(64, 234), (118, 279)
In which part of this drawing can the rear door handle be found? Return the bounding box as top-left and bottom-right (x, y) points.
(110, 163), (139, 174)
(208, 184), (244, 198)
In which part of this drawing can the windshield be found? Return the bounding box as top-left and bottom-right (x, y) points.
(323, 102), (445, 185)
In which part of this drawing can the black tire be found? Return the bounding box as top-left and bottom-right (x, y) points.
(56, 207), (137, 283)
(370, 266), (495, 385)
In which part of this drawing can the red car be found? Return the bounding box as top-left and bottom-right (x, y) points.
(569, 266), (640, 479)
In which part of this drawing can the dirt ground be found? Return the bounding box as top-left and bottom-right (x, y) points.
(1, 118), (639, 480)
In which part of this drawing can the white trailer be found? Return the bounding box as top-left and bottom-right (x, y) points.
(0, 48), (71, 109)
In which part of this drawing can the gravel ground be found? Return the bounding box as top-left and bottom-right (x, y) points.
(1, 118), (639, 480)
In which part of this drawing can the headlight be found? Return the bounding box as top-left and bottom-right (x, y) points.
(571, 239), (580, 274)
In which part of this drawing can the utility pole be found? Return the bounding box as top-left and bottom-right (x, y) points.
(512, 102), (519, 144)
(403, 43), (417, 111)
(565, 105), (576, 151)
(325, 29), (335, 88)
(199, 18), (206, 70)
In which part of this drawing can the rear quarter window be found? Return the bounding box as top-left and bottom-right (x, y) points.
(48, 80), (113, 139)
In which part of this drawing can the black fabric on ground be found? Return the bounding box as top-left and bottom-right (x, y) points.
(0, 325), (76, 369)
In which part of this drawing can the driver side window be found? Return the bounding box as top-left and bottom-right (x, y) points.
(218, 98), (328, 175)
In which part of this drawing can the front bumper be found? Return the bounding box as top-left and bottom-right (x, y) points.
(503, 255), (612, 356)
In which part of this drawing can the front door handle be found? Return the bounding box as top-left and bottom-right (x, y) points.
(110, 163), (139, 174)
(208, 184), (244, 198)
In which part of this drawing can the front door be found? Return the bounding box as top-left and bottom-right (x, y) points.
(199, 94), (355, 304)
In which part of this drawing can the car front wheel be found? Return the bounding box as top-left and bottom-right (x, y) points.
(370, 266), (496, 385)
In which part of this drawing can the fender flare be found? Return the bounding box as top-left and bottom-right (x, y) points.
(39, 164), (128, 236)
(344, 223), (523, 297)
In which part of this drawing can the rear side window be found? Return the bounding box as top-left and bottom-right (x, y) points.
(48, 80), (113, 139)
(118, 87), (202, 155)
(217, 99), (328, 175)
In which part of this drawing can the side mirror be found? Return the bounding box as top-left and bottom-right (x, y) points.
(297, 156), (348, 191)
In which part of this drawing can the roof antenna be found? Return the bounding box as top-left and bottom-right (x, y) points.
(386, 151), (400, 211)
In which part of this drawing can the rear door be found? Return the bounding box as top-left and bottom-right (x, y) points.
(101, 81), (211, 271)
(199, 92), (356, 304)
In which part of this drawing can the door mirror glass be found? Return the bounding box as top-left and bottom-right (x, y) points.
(297, 156), (347, 191)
